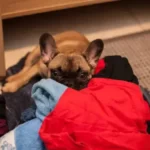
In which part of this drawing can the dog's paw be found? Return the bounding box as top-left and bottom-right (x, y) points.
(2, 83), (18, 93)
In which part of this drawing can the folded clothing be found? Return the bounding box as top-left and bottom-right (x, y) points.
(39, 79), (150, 150)
(93, 55), (139, 84)
(0, 53), (41, 130)
(0, 95), (5, 119)
(1, 55), (150, 150)
(0, 95), (8, 137)
(0, 79), (67, 150)
(0, 119), (8, 137)
(1, 77), (150, 150)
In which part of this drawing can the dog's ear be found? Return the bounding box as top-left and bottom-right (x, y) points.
(39, 33), (57, 64)
(84, 39), (104, 68)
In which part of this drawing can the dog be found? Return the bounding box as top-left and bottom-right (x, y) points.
(2, 31), (104, 93)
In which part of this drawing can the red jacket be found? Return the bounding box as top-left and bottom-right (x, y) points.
(39, 77), (150, 150)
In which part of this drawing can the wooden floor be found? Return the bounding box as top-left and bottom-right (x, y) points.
(2, 0), (150, 88)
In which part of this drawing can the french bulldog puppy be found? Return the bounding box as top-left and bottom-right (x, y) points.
(2, 31), (104, 92)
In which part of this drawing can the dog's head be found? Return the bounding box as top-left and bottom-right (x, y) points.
(39, 33), (104, 90)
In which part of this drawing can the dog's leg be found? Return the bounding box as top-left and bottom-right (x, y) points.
(2, 64), (39, 93)
(6, 67), (30, 82)
(6, 46), (40, 82)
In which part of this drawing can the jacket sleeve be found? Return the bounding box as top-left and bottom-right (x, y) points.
(32, 79), (67, 121)
(15, 119), (44, 150)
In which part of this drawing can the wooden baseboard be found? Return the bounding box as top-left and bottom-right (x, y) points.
(0, 8), (6, 77)
(2, 0), (117, 19)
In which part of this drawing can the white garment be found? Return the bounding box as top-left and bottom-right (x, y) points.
(0, 130), (16, 150)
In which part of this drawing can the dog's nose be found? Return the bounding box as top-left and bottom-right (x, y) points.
(65, 81), (73, 87)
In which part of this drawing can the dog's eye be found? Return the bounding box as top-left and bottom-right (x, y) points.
(80, 72), (87, 79)
(51, 70), (59, 77)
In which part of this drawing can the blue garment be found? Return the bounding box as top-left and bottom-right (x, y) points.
(32, 79), (67, 121)
(20, 103), (36, 122)
(21, 79), (67, 122)
(13, 79), (67, 150)
(15, 119), (44, 150)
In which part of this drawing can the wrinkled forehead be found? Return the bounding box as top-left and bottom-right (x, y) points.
(49, 53), (91, 72)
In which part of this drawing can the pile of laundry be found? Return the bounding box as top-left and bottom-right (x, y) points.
(0, 55), (150, 150)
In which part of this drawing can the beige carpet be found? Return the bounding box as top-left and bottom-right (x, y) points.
(103, 31), (150, 89)
(2, 0), (150, 88)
